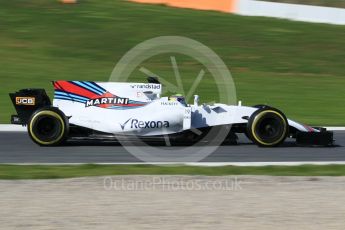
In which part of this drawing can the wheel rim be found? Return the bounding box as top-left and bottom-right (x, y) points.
(252, 111), (287, 146)
(29, 111), (65, 145)
(34, 115), (62, 142)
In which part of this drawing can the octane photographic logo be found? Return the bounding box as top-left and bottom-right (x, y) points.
(109, 36), (236, 162)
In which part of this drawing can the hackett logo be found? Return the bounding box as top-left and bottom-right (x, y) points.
(120, 118), (170, 130)
(86, 97), (129, 107)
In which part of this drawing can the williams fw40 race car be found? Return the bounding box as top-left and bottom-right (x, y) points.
(9, 78), (333, 147)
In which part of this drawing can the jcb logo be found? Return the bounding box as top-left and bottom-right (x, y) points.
(16, 97), (35, 105)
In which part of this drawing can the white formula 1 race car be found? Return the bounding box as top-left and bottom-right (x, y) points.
(10, 78), (333, 147)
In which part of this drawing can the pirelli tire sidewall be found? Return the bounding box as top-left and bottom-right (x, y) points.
(28, 107), (69, 146)
(247, 107), (289, 147)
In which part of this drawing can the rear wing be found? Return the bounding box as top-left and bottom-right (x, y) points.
(9, 89), (51, 125)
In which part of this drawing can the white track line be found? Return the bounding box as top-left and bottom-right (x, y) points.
(325, 127), (345, 131)
(186, 162), (345, 167)
(0, 125), (26, 132)
(0, 125), (344, 132)
(3, 162), (345, 166)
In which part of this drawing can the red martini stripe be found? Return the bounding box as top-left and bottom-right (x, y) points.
(55, 81), (99, 99)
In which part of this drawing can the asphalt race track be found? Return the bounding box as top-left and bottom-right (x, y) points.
(0, 131), (344, 163)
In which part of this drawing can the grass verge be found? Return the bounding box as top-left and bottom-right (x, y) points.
(1, 0), (344, 125)
(1, 164), (345, 179)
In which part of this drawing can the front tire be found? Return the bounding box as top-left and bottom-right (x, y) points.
(247, 107), (289, 147)
(28, 107), (69, 146)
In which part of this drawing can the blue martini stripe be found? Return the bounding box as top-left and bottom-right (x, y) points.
(72, 81), (104, 95)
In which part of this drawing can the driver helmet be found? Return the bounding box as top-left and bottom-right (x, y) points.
(169, 94), (187, 106)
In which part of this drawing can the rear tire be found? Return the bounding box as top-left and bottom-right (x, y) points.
(28, 107), (69, 146)
(247, 107), (289, 147)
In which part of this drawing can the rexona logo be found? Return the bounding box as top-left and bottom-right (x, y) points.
(86, 97), (129, 107)
(120, 118), (170, 130)
(16, 97), (35, 105)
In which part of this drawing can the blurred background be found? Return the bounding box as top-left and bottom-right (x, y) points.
(0, 0), (344, 125)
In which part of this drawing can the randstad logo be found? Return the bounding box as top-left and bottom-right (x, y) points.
(120, 118), (169, 130)
(130, 84), (161, 90)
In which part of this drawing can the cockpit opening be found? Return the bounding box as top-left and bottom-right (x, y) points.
(169, 94), (187, 106)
